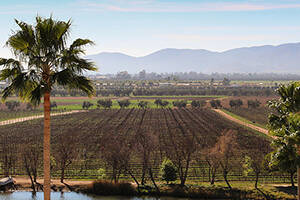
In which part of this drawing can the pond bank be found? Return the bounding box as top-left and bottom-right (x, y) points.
(6, 178), (297, 200)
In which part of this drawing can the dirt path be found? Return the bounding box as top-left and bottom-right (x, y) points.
(213, 109), (274, 138)
(0, 110), (86, 126)
(12, 177), (92, 191)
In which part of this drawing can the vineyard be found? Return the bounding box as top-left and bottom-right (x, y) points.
(0, 108), (289, 186)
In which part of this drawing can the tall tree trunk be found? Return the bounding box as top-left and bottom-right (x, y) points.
(254, 172), (259, 189)
(290, 171), (295, 187)
(43, 92), (51, 200)
(223, 171), (232, 190)
(61, 167), (65, 183)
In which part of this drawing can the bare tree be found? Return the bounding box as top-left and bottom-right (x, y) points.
(212, 129), (241, 189)
(53, 132), (78, 183)
(21, 141), (42, 193)
(0, 135), (18, 177)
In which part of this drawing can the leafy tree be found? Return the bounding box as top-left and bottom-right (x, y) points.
(82, 101), (93, 110)
(50, 101), (57, 110)
(160, 158), (177, 184)
(118, 99), (130, 108)
(0, 16), (96, 200)
(210, 99), (222, 109)
(154, 99), (162, 107)
(172, 100), (187, 108)
(247, 99), (261, 109)
(97, 99), (112, 109)
(138, 101), (148, 109)
(229, 99), (243, 108)
(222, 77), (231, 86)
(268, 82), (300, 196)
(270, 144), (299, 187)
(161, 100), (169, 108)
(5, 100), (20, 111)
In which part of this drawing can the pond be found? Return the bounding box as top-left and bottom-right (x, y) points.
(0, 192), (191, 200)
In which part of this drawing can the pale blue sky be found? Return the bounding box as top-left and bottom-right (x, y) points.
(1, 0), (300, 57)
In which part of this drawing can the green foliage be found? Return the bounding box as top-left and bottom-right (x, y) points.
(118, 99), (131, 108)
(97, 99), (112, 109)
(0, 16), (96, 105)
(97, 168), (107, 179)
(191, 100), (206, 108)
(247, 99), (261, 109)
(87, 180), (137, 196)
(82, 101), (93, 110)
(50, 101), (57, 109)
(154, 99), (169, 108)
(210, 99), (222, 108)
(5, 100), (20, 111)
(242, 155), (253, 177)
(172, 100), (187, 108)
(160, 158), (177, 184)
(229, 99), (243, 108)
(138, 101), (148, 109)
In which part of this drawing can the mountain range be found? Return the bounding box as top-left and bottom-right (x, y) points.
(86, 43), (300, 74)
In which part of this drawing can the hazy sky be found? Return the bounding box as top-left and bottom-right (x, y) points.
(1, 0), (300, 57)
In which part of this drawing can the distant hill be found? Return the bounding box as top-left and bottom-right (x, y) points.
(87, 43), (300, 74)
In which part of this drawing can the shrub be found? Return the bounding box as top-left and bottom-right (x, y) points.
(87, 180), (137, 196)
(138, 101), (148, 109)
(210, 99), (222, 108)
(82, 101), (93, 110)
(172, 100), (187, 108)
(97, 99), (112, 109)
(160, 158), (177, 184)
(118, 99), (131, 108)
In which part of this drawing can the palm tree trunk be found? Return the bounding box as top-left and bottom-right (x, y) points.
(44, 92), (51, 200)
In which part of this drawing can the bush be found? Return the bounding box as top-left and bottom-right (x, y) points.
(118, 99), (131, 108)
(97, 99), (112, 109)
(138, 101), (148, 109)
(160, 158), (177, 184)
(172, 100), (187, 108)
(191, 100), (206, 108)
(82, 101), (93, 110)
(210, 99), (222, 108)
(87, 180), (137, 196)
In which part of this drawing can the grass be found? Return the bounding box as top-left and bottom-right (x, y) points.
(221, 108), (267, 129)
(81, 180), (296, 200)
(56, 99), (196, 110)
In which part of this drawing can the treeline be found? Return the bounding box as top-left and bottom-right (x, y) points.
(50, 87), (276, 97)
(92, 71), (300, 81)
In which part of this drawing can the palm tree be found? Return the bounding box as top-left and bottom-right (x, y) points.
(0, 16), (96, 200)
(268, 82), (300, 200)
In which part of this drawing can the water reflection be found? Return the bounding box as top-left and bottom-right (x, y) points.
(0, 192), (190, 200)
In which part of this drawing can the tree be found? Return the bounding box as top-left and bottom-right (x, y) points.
(229, 99), (243, 108)
(160, 158), (177, 184)
(247, 99), (261, 109)
(0, 16), (96, 200)
(210, 99), (222, 109)
(138, 101), (148, 109)
(268, 82), (300, 199)
(118, 99), (130, 108)
(172, 100), (187, 108)
(53, 132), (78, 183)
(154, 99), (162, 107)
(97, 99), (112, 109)
(222, 77), (231, 86)
(212, 129), (240, 189)
(5, 100), (20, 111)
(82, 101), (93, 110)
